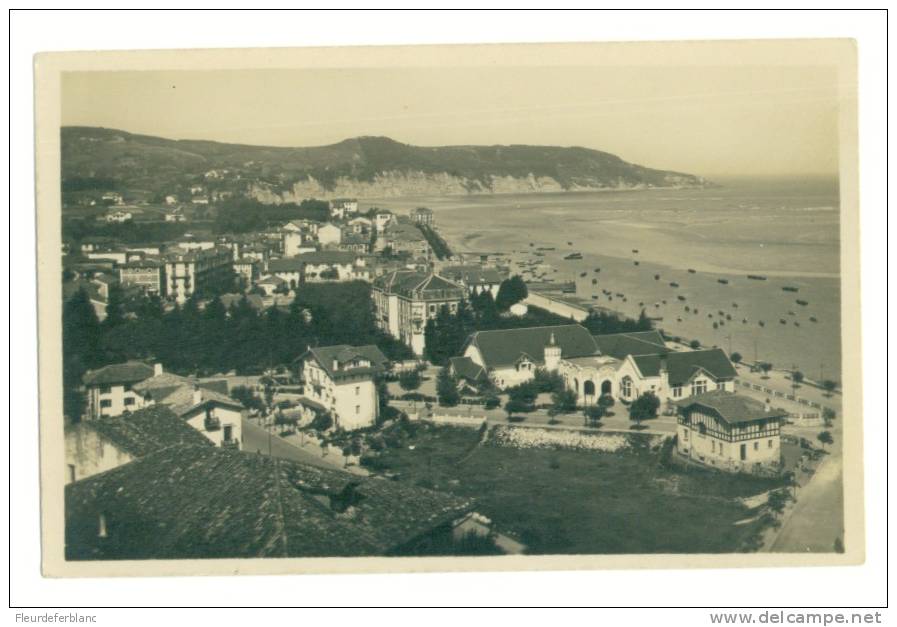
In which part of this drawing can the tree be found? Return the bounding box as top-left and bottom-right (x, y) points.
(636, 309), (652, 331)
(730, 352), (742, 364)
(103, 282), (127, 329)
(689, 339), (701, 350)
(230, 385), (264, 413)
(766, 489), (791, 516)
(822, 379), (838, 396)
(398, 369), (423, 392)
(495, 275), (528, 311)
(62, 288), (102, 421)
(436, 366), (460, 407)
(758, 362), (773, 379)
(583, 404), (606, 428)
(550, 389), (578, 415)
(628, 392), (660, 427)
(483, 394), (501, 410)
(504, 399), (529, 422)
(791, 370), (804, 387)
(822, 407), (837, 426)
(817, 430), (834, 450)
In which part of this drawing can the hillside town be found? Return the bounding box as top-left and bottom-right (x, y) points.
(61, 186), (844, 560)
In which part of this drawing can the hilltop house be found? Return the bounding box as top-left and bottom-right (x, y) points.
(64, 405), (212, 484)
(65, 445), (478, 560)
(676, 391), (786, 475)
(372, 271), (466, 356)
(295, 344), (389, 431)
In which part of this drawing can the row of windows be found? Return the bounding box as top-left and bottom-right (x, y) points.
(99, 397), (135, 409)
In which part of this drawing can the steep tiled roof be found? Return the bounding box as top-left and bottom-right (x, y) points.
(82, 361), (155, 387)
(373, 271), (465, 300)
(676, 390), (787, 425)
(132, 373), (243, 417)
(65, 446), (473, 559)
(593, 330), (667, 360)
(465, 324), (599, 369)
(301, 344), (389, 381)
(632, 349), (737, 386)
(79, 405), (213, 457)
(449, 356), (487, 384)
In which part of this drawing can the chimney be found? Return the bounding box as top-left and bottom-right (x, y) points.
(193, 387), (203, 405)
(153, 362), (164, 377)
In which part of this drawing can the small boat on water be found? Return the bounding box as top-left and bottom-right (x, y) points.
(747, 274), (768, 281)
(622, 298), (628, 303)
(662, 300), (667, 304)
(782, 286), (799, 292)
(632, 249), (639, 253)
(684, 306), (691, 312)
(594, 267), (601, 272)
(592, 295), (599, 300)
(788, 311), (796, 316)
(670, 282), (679, 288)
(580, 272), (587, 277)
(678, 295), (686, 301)
(794, 322), (800, 327)
(717, 278), (729, 285)
(688, 269), (697, 274)
(564, 252), (583, 260)
(796, 299), (808, 306)
(742, 318), (748, 324)
(592, 278), (598, 285)
(779, 319), (787, 324)
(677, 317), (682, 322)
(529, 243), (534, 247)
(732, 302), (738, 308)
(758, 320), (765, 327)
(567, 241), (573, 246)
(615, 292), (625, 298)
(810, 316), (818, 323)
(654, 274), (660, 280)
(634, 261), (640, 266)
(718, 310), (725, 316)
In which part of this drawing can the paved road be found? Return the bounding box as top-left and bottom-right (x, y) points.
(770, 453), (844, 553)
(241, 418), (342, 471)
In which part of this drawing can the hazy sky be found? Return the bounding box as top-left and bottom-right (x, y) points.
(62, 65), (841, 178)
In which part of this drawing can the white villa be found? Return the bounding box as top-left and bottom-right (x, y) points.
(295, 344), (389, 431)
(675, 391), (786, 475)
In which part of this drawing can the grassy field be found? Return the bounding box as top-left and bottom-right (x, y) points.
(371, 424), (779, 555)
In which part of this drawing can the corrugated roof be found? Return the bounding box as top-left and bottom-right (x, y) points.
(466, 324), (599, 369)
(65, 445), (473, 559)
(676, 390), (787, 424)
(632, 349), (737, 386)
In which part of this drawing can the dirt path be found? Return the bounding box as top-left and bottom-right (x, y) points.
(770, 453), (844, 553)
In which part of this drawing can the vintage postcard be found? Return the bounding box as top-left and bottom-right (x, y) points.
(35, 39), (863, 577)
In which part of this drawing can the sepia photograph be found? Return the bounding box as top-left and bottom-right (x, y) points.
(32, 36), (864, 580)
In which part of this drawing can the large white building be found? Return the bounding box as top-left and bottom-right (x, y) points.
(675, 391), (786, 475)
(372, 271), (466, 356)
(453, 325), (738, 405)
(163, 246), (234, 304)
(295, 344), (389, 431)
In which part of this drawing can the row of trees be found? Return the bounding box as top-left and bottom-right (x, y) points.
(62, 281), (413, 419)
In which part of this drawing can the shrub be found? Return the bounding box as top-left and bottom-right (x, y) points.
(309, 412), (333, 432)
(507, 414), (527, 423)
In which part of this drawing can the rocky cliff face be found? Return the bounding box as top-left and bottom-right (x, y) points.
(249, 171), (701, 202)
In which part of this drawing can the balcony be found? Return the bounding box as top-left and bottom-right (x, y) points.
(204, 416), (221, 431)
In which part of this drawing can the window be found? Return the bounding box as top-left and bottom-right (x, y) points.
(124, 397), (135, 406)
(100, 399), (112, 409)
(768, 439), (773, 449)
(753, 441), (759, 451)
(355, 405), (360, 414)
(711, 441), (715, 453)
(67, 464), (76, 483)
(691, 380), (707, 396)
(355, 386), (360, 396)
(99, 386), (112, 395)
(621, 377), (632, 398)
(222, 425), (233, 442)
(682, 429), (689, 441)
(672, 386), (682, 398)
(719, 444), (725, 456)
